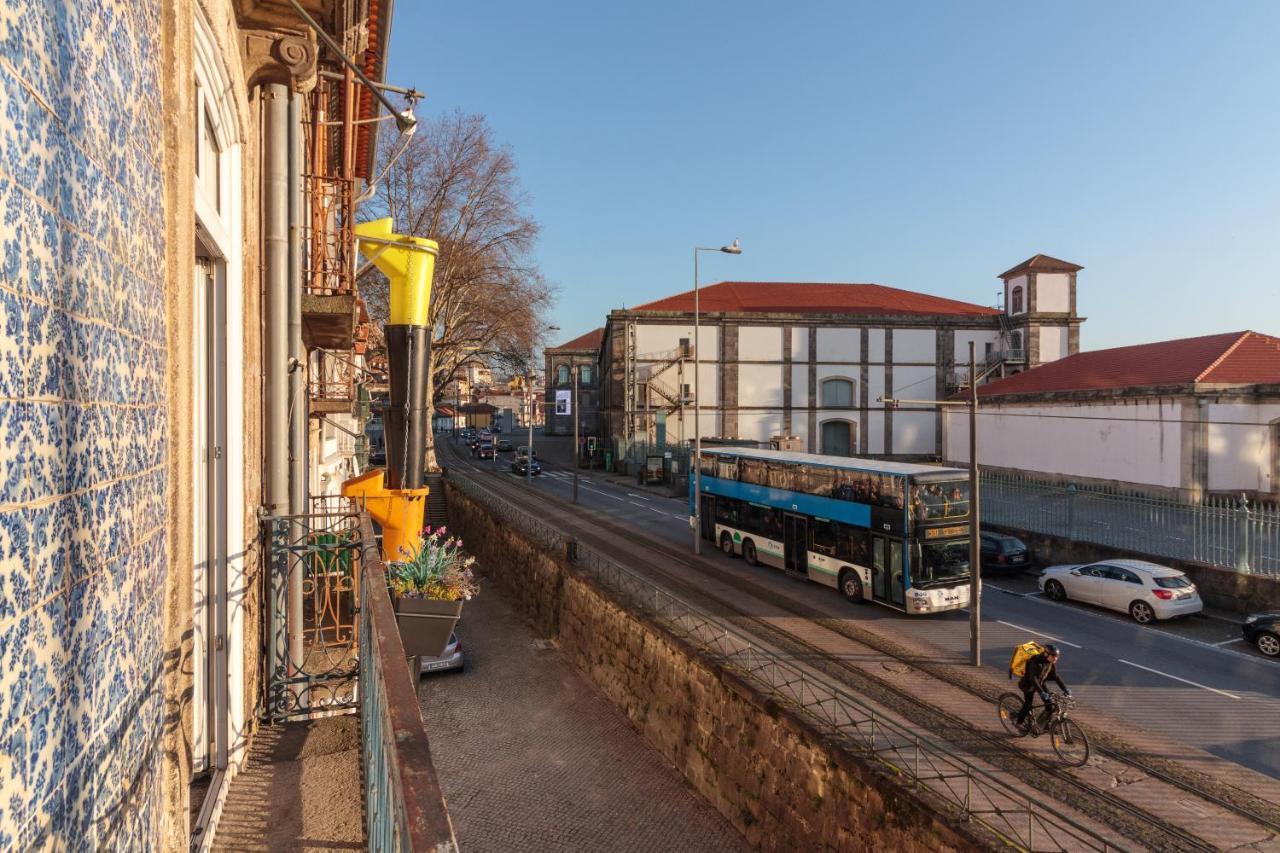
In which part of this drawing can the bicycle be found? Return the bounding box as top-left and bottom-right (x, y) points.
(997, 690), (1091, 767)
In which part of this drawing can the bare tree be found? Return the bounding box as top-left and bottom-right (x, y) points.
(360, 111), (554, 470)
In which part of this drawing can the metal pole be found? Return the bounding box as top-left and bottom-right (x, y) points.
(969, 342), (982, 667)
(286, 91), (307, 684)
(573, 365), (580, 503)
(527, 369), (534, 484)
(692, 249), (702, 555)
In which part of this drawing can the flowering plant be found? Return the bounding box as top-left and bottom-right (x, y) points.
(388, 526), (479, 602)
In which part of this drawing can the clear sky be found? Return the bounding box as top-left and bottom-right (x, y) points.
(385, 1), (1280, 351)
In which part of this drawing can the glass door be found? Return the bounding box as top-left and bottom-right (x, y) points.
(783, 514), (807, 574)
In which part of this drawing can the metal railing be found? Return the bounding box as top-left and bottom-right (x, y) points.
(984, 472), (1280, 576)
(266, 507), (364, 719)
(447, 472), (1126, 852)
(357, 516), (459, 852)
(309, 348), (359, 410)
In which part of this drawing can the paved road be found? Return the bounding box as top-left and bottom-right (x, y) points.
(448, 436), (1280, 781)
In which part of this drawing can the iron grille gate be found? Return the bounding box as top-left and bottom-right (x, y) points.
(267, 504), (363, 720)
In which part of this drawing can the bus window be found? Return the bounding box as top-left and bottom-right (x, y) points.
(740, 458), (766, 487)
(715, 499), (738, 526)
(838, 527), (870, 564)
(915, 540), (970, 585)
(810, 520), (837, 556)
(715, 458), (738, 480)
(944, 483), (970, 518)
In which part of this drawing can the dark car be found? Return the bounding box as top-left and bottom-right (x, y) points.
(475, 442), (495, 460)
(496, 438), (514, 452)
(980, 532), (1030, 572)
(511, 456), (542, 476)
(1243, 612), (1280, 658)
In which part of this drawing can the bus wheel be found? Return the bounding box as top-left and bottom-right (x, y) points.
(840, 570), (865, 604)
(743, 540), (758, 566)
(719, 532), (735, 556)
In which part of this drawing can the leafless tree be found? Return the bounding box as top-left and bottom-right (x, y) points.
(360, 111), (555, 470)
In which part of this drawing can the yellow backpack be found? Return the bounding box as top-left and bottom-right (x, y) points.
(1009, 641), (1044, 680)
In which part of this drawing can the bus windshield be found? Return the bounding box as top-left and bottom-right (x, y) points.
(915, 540), (970, 587)
(911, 481), (970, 520)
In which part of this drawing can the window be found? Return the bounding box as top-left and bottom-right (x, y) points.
(821, 378), (854, 407)
(579, 364), (592, 384)
(1010, 285), (1024, 314)
(1271, 418), (1280, 493)
(810, 520), (838, 556)
(556, 364), (570, 385)
(1154, 575), (1192, 589)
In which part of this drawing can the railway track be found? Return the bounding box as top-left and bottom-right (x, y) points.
(444, 445), (1280, 851)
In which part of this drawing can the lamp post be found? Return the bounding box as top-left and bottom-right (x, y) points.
(880, 341), (983, 667)
(572, 364), (580, 503)
(527, 325), (559, 484)
(691, 239), (742, 555)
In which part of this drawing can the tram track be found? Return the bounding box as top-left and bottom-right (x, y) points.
(445, 446), (1280, 851)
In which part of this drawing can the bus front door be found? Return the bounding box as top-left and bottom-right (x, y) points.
(872, 536), (907, 607)
(700, 496), (716, 542)
(783, 514), (807, 575)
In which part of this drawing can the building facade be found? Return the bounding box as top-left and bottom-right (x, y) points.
(598, 257), (1083, 461)
(544, 327), (604, 437)
(0, 1), (396, 848)
(944, 331), (1280, 500)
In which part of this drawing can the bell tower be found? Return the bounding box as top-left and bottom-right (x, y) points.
(997, 254), (1084, 369)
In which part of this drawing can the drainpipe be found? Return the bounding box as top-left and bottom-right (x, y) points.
(264, 84), (291, 676)
(287, 90), (307, 677)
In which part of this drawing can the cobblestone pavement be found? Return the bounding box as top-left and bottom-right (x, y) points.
(417, 587), (747, 853)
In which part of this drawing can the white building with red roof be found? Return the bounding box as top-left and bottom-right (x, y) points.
(943, 331), (1280, 499)
(592, 255), (1084, 460)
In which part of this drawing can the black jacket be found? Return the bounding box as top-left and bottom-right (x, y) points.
(1018, 653), (1067, 695)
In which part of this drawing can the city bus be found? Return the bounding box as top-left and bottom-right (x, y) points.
(691, 447), (971, 614)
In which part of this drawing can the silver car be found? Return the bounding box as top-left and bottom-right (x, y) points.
(419, 632), (464, 675)
(1038, 559), (1202, 624)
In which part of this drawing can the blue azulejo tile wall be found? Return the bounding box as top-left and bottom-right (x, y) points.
(0, 0), (167, 849)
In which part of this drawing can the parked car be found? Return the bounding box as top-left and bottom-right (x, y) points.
(1242, 612), (1280, 658)
(980, 532), (1030, 572)
(496, 438), (514, 452)
(1038, 559), (1203, 624)
(511, 456), (542, 476)
(419, 633), (464, 675)
(476, 442), (495, 460)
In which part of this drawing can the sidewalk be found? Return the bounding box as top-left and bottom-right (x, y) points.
(416, 580), (745, 853)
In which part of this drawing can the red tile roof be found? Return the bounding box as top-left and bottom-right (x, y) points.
(978, 331), (1280, 398)
(549, 327), (605, 352)
(628, 281), (1000, 317)
(997, 254), (1083, 279)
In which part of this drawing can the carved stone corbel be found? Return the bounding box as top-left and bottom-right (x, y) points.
(242, 29), (318, 93)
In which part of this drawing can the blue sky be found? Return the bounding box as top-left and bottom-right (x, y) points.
(385, 1), (1280, 351)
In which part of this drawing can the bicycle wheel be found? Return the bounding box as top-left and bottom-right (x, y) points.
(1051, 719), (1090, 766)
(997, 693), (1027, 737)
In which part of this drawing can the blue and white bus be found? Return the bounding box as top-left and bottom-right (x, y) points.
(692, 447), (972, 614)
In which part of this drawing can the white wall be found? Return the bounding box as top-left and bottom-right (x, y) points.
(634, 322), (718, 359)
(1207, 402), (1280, 494)
(867, 410), (885, 454)
(816, 327), (860, 361)
(792, 326), (809, 361)
(738, 411), (786, 444)
(867, 328), (885, 362)
(739, 363), (784, 407)
(739, 325), (783, 361)
(1036, 273), (1071, 313)
(892, 365), (935, 409)
(791, 364), (808, 405)
(954, 329), (1001, 363)
(945, 400), (1184, 487)
(1039, 326), (1068, 364)
(893, 410), (936, 454)
(892, 328), (935, 363)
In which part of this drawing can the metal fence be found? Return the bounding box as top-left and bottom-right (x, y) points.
(983, 473), (1280, 577)
(447, 472), (1127, 852)
(358, 516), (459, 853)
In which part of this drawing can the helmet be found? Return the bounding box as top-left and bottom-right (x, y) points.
(1043, 644), (1060, 657)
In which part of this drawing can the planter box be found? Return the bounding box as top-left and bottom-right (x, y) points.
(393, 597), (464, 658)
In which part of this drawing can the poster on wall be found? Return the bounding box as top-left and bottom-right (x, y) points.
(555, 390), (571, 416)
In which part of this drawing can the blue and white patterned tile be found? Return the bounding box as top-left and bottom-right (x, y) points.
(25, 301), (68, 399)
(0, 401), (28, 506)
(24, 498), (69, 604)
(0, 172), (25, 290)
(0, 285), (25, 402)
(0, 509), (31, 625)
(0, 609), (29, 732)
(0, 726), (28, 849)
(17, 399), (67, 503)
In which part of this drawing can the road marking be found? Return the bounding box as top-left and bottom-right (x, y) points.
(627, 493), (649, 501)
(628, 500), (647, 508)
(1118, 659), (1241, 699)
(996, 620), (1082, 649)
(584, 486), (623, 501)
(646, 506), (668, 515)
(1212, 638), (1245, 647)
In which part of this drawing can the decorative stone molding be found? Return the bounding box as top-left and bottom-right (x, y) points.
(242, 29), (318, 92)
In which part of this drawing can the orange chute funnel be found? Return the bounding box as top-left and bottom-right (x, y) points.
(342, 468), (427, 564)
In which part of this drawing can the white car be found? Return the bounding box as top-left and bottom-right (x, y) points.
(1038, 559), (1202, 624)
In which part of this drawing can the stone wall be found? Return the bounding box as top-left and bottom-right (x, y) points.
(447, 482), (983, 851)
(0, 1), (170, 847)
(989, 523), (1280, 614)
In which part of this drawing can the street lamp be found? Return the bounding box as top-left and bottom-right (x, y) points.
(692, 239), (742, 555)
(527, 325), (559, 484)
(880, 341), (983, 667)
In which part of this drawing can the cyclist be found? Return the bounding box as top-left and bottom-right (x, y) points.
(1015, 644), (1071, 733)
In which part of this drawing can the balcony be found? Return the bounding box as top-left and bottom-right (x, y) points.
(310, 348), (360, 416)
(215, 506), (456, 851)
